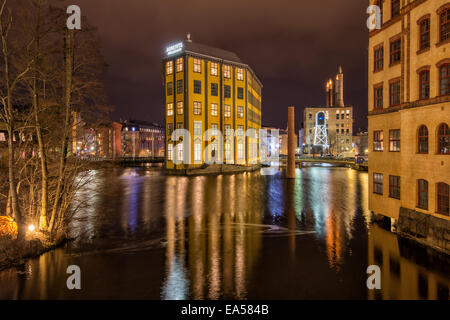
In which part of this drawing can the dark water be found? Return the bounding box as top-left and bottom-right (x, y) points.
(0, 166), (449, 300)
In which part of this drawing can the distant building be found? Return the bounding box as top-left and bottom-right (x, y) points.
(121, 120), (165, 158)
(303, 67), (354, 156)
(368, 0), (449, 248)
(163, 34), (262, 169)
(353, 131), (368, 156)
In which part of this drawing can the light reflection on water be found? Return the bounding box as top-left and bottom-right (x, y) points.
(0, 167), (448, 300)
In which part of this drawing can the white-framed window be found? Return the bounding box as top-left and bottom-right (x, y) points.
(177, 101), (183, 115)
(211, 103), (218, 116)
(237, 125), (244, 136)
(167, 143), (173, 161)
(237, 140), (244, 160)
(223, 65), (231, 78)
(194, 139), (202, 162)
(224, 124), (232, 136)
(193, 58), (201, 73)
(237, 68), (244, 81)
(194, 121), (202, 136)
(177, 143), (184, 162)
(194, 101), (202, 115)
(237, 106), (244, 118)
(211, 62), (218, 76)
(166, 61), (173, 75)
(167, 103), (174, 116)
(211, 124), (218, 136)
(176, 58), (183, 72)
(225, 140), (232, 161)
(224, 105), (231, 118)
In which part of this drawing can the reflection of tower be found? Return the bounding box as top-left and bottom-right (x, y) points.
(313, 112), (328, 150)
(335, 66), (344, 107)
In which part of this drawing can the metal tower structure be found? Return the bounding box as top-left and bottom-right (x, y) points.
(313, 111), (329, 151)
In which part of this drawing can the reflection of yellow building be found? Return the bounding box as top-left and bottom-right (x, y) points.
(368, 0), (450, 249)
(368, 224), (450, 300)
(163, 35), (262, 170)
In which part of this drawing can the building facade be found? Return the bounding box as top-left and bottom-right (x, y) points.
(163, 35), (262, 170)
(303, 67), (354, 156)
(121, 120), (165, 158)
(368, 0), (450, 231)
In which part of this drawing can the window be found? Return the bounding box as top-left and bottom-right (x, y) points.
(346, 129), (350, 134)
(194, 140), (202, 162)
(210, 62), (218, 76)
(177, 122), (183, 129)
(194, 121), (202, 136)
(167, 144), (173, 161)
(374, 46), (384, 71)
(419, 18), (430, 50)
(176, 80), (183, 94)
(309, 113), (313, 120)
(223, 65), (231, 78)
(389, 129), (400, 152)
(390, 38), (401, 65)
(193, 58), (201, 73)
(224, 105), (231, 118)
(336, 112), (339, 120)
(438, 123), (450, 154)
(237, 140), (244, 160)
(225, 140), (232, 161)
(419, 70), (430, 99)
(374, 85), (383, 109)
(391, 0), (400, 19)
(0, 132), (5, 141)
(237, 87), (244, 99)
(176, 101), (183, 115)
(211, 124), (218, 136)
(376, 0), (384, 23)
(224, 124), (232, 136)
(437, 183), (449, 215)
(390, 80), (401, 106)
(237, 68), (244, 80)
(193, 80), (201, 94)
(237, 125), (244, 136)
(373, 173), (383, 195)
(177, 143), (184, 162)
(166, 61), (173, 75)
(167, 103), (174, 116)
(237, 106), (244, 118)
(440, 8), (450, 42)
(418, 125), (428, 153)
(167, 82), (173, 96)
(176, 58), (183, 72)
(374, 130), (384, 151)
(389, 175), (401, 199)
(194, 101), (202, 115)
(439, 64), (450, 96)
(341, 114), (344, 120)
(224, 85), (231, 98)
(211, 83), (218, 96)
(211, 103), (218, 117)
(417, 179), (428, 210)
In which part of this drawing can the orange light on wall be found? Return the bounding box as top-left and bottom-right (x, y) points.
(0, 216), (18, 237)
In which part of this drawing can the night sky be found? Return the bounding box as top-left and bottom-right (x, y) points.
(76, 0), (369, 131)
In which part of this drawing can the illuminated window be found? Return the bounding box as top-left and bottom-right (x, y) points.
(167, 144), (173, 161)
(374, 85), (383, 109)
(193, 58), (201, 73)
(211, 103), (218, 117)
(237, 68), (244, 80)
(373, 173), (383, 195)
(194, 139), (202, 162)
(224, 105), (231, 118)
(211, 124), (218, 136)
(211, 63), (218, 76)
(437, 182), (449, 215)
(373, 130), (383, 151)
(438, 123), (450, 154)
(177, 101), (183, 115)
(440, 8), (450, 42)
(177, 143), (184, 162)
(167, 103), (174, 116)
(418, 125), (428, 153)
(237, 125), (244, 136)
(417, 179), (428, 210)
(166, 61), (173, 75)
(389, 129), (400, 152)
(225, 140), (232, 161)
(176, 58), (183, 72)
(439, 64), (450, 96)
(374, 46), (384, 71)
(194, 121), (202, 136)
(224, 124), (232, 136)
(224, 65), (231, 78)
(419, 18), (430, 50)
(391, 0), (400, 19)
(237, 106), (244, 118)
(389, 80), (401, 106)
(389, 175), (400, 199)
(167, 123), (173, 136)
(237, 140), (244, 160)
(390, 38), (401, 65)
(194, 101), (202, 115)
(419, 70), (430, 100)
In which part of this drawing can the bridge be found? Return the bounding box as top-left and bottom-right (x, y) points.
(80, 156), (164, 165)
(279, 157), (368, 171)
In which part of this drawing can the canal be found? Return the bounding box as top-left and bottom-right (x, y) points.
(0, 166), (449, 299)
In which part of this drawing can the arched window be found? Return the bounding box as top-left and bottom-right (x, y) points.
(439, 64), (450, 96)
(417, 179), (428, 209)
(437, 182), (449, 215)
(418, 125), (428, 153)
(440, 8), (450, 42)
(437, 123), (449, 154)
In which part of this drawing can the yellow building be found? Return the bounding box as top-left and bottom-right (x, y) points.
(163, 35), (262, 171)
(368, 0), (450, 249)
